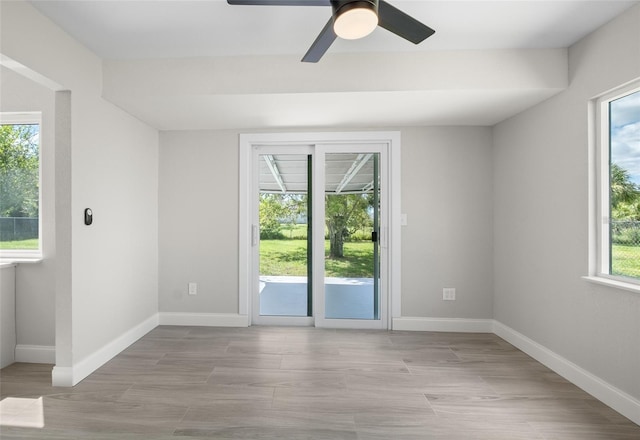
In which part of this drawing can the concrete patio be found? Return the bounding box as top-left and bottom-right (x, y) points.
(259, 276), (377, 319)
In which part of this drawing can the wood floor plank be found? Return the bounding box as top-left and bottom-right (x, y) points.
(280, 354), (409, 374)
(208, 366), (347, 389)
(175, 407), (358, 439)
(119, 382), (275, 408)
(528, 421), (640, 439)
(345, 371), (495, 396)
(44, 398), (187, 431)
(425, 393), (618, 425)
(272, 386), (434, 416)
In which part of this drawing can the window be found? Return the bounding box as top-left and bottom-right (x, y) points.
(593, 82), (640, 284)
(0, 113), (41, 258)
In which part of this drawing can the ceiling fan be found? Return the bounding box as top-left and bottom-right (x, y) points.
(227, 0), (435, 62)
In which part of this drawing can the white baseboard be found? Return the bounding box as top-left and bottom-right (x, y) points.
(52, 314), (158, 387)
(15, 345), (55, 364)
(493, 320), (640, 426)
(392, 317), (494, 333)
(159, 312), (249, 327)
(50, 365), (73, 387)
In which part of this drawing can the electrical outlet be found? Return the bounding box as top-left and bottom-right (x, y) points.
(443, 288), (456, 301)
(188, 282), (197, 295)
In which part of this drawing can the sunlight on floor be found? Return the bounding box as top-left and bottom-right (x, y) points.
(0, 396), (44, 428)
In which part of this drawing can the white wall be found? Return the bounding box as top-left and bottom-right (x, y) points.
(401, 127), (494, 319)
(1, 1), (159, 383)
(159, 130), (239, 314)
(493, 3), (640, 402)
(158, 127), (494, 322)
(1, 66), (56, 356)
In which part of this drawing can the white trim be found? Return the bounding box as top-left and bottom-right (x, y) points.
(312, 147), (326, 327)
(0, 258), (42, 266)
(392, 317), (494, 333)
(0, 111), (41, 125)
(318, 319), (387, 330)
(0, 112), (43, 260)
(52, 314), (158, 387)
(0, 54), (64, 91)
(313, 143), (389, 330)
(583, 275), (640, 294)
(159, 312), (249, 327)
(589, 81), (640, 284)
(248, 315), (313, 327)
(50, 366), (73, 387)
(249, 145), (314, 326)
(15, 345), (55, 364)
(493, 320), (640, 426)
(389, 132), (402, 319)
(239, 140), (251, 319)
(587, 98), (598, 277)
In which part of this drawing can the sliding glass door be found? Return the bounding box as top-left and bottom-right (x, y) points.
(252, 144), (387, 328)
(323, 152), (380, 320)
(254, 149), (313, 325)
(312, 144), (386, 328)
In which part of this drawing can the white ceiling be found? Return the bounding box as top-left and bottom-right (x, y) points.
(28, 0), (638, 59)
(27, 0), (639, 130)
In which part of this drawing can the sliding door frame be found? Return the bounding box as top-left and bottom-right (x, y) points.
(239, 132), (402, 329)
(313, 144), (387, 329)
(251, 145), (314, 326)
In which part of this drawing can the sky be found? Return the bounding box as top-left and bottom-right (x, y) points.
(610, 89), (640, 185)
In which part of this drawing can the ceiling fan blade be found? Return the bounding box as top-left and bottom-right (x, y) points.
(302, 17), (337, 63)
(377, 0), (435, 44)
(227, 0), (330, 5)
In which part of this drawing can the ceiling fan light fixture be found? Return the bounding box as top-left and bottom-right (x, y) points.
(333, 1), (378, 40)
(228, 0), (435, 62)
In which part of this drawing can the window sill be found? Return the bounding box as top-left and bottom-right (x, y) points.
(582, 275), (640, 294)
(0, 257), (43, 269)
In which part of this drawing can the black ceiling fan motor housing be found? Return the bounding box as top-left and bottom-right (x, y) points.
(331, 0), (378, 17)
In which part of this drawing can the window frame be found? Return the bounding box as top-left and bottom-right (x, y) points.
(0, 112), (43, 260)
(588, 80), (640, 291)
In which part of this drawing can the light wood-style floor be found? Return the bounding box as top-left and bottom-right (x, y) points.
(1, 326), (639, 439)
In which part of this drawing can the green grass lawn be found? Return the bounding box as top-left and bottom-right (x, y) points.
(279, 224), (308, 239)
(268, 224), (373, 241)
(612, 244), (640, 278)
(260, 239), (374, 278)
(0, 239), (39, 250)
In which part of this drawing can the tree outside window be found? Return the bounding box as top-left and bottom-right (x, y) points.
(0, 122), (40, 251)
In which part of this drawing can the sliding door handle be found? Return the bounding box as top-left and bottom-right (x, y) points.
(251, 225), (259, 246)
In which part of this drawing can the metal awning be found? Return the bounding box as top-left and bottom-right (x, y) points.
(259, 153), (376, 194)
